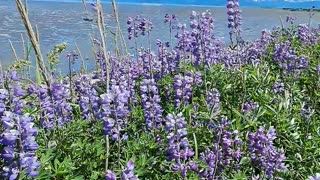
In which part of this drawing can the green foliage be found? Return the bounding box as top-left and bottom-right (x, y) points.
(47, 43), (68, 73)
(30, 40), (319, 178)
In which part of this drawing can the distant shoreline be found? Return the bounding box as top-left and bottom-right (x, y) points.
(23, 0), (320, 10)
(282, 7), (320, 12)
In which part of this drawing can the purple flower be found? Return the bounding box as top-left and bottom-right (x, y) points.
(187, 161), (198, 171)
(66, 50), (79, 64)
(38, 85), (54, 129)
(272, 81), (285, 94)
(100, 84), (129, 141)
(227, 0), (242, 36)
(248, 126), (286, 179)
(106, 170), (116, 180)
(286, 16), (296, 24)
(13, 85), (25, 97)
(19, 152), (40, 177)
(51, 83), (73, 127)
(139, 18), (153, 36)
(36, 82), (73, 129)
(138, 49), (157, 79)
(8, 70), (19, 82)
(0, 70), (40, 179)
(0, 112), (40, 179)
(308, 173), (320, 180)
(173, 10), (219, 67)
(273, 41), (310, 77)
(121, 160), (138, 180)
(91, 3), (98, 12)
(1, 165), (19, 180)
(199, 118), (242, 178)
(242, 100), (259, 113)
(164, 14), (176, 24)
(300, 102), (314, 121)
(173, 72), (200, 107)
(166, 113), (195, 178)
(297, 24), (316, 44)
(156, 39), (176, 77)
(193, 71), (202, 85)
(75, 75), (100, 120)
(127, 16), (153, 40)
(140, 78), (163, 130)
(0, 88), (9, 117)
(206, 88), (220, 116)
(164, 14), (177, 48)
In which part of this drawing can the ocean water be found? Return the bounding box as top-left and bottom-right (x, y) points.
(0, 1), (319, 73)
(27, 0), (320, 9)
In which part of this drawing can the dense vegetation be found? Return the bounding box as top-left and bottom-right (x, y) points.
(0, 0), (320, 179)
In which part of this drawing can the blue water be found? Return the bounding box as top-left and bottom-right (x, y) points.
(27, 0), (320, 9)
(1, 0), (319, 73)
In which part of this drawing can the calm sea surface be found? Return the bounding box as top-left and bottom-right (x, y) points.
(0, 1), (320, 73)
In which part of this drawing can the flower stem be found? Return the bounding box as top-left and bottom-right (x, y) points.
(105, 135), (109, 170)
(192, 132), (198, 159)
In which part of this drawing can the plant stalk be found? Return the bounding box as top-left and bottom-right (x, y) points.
(15, 0), (50, 87)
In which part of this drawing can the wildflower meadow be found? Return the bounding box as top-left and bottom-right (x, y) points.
(0, 0), (320, 179)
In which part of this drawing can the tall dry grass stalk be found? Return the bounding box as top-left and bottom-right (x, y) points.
(9, 40), (19, 62)
(15, 0), (50, 86)
(96, 0), (110, 90)
(21, 34), (32, 79)
(89, 33), (100, 71)
(95, 0), (111, 172)
(81, 0), (91, 20)
(9, 40), (26, 79)
(21, 34), (26, 59)
(24, 0), (28, 12)
(75, 43), (87, 74)
(111, 0), (128, 56)
(0, 62), (3, 89)
(81, 0), (88, 12)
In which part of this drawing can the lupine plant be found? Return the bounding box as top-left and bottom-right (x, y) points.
(1, 0), (320, 179)
(0, 71), (40, 179)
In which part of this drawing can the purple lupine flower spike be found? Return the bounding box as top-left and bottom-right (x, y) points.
(242, 100), (259, 113)
(227, 0), (242, 35)
(121, 160), (138, 180)
(166, 113), (195, 178)
(106, 170), (117, 180)
(173, 73), (191, 107)
(101, 83), (130, 141)
(248, 126), (286, 179)
(272, 81), (285, 94)
(0, 71), (40, 179)
(140, 78), (163, 130)
(308, 173), (320, 180)
(91, 3), (98, 12)
(127, 15), (153, 40)
(74, 74), (100, 120)
(206, 88), (220, 116)
(273, 40), (310, 77)
(0, 88), (9, 117)
(199, 117), (242, 178)
(1, 113), (40, 179)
